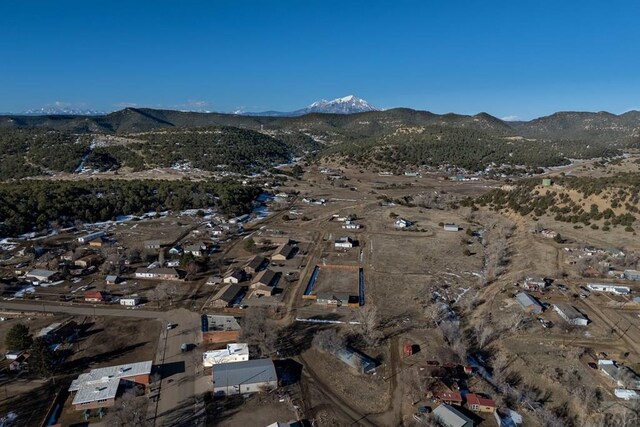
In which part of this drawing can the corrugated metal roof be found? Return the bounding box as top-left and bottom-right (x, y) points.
(212, 358), (276, 387)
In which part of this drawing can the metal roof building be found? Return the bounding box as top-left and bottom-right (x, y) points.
(203, 343), (249, 367)
(212, 358), (277, 396)
(68, 360), (152, 410)
(553, 304), (588, 326)
(515, 292), (543, 314)
(433, 403), (474, 427)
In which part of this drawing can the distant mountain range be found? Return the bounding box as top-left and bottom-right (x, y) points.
(242, 95), (380, 116)
(1, 104), (639, 146)
(20, 107), (106, 116)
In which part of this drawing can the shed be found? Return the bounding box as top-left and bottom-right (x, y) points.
(443, 223), (460, 232)
(105, 275), (119, 285)
(120, 298), (140, 306)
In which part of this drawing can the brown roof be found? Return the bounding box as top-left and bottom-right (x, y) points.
(466, 393), (497, 408)
(434, 391), (463, 403)
(84, 291), (106, 300)
(251, 269), (277, 287)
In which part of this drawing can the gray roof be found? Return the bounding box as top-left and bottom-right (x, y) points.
(69, 360), (152, 405)
(26, 269), (57, 279)
(213, 284), (243, 302)
(515, 292), (542, 309)
(553, 303), (586, 320)
(203, 314), (241, 332)
(246, 255), (266, 271)
(252, 269), (277, 287)
(212, 358), (277, 387)
(433, 403), (473, 427)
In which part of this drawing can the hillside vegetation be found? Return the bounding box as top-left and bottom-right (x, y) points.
(1, 107), (640, 179)
(0, 179), (260, 236)
(462, 173), (640, 231)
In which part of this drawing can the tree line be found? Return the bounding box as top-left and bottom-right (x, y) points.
(0, 178), (261, 236)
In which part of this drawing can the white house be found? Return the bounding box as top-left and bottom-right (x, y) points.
(335, 237), (354, 249)
(203, 343), (249, 367)
(77, 231), (106, 244)
(120, 298), (140, 306)
(586, 283), (631, 295)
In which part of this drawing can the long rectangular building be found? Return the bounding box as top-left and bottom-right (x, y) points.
(212, 358), (277, 396)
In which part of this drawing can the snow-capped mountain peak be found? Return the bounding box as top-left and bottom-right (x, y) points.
(303, 95), (379, 114)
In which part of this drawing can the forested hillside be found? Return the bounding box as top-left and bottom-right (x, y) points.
(322, 126), (623, 172)
(0, 179), (260, 236)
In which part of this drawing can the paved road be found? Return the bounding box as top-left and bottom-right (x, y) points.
(0, 301), (205, 426)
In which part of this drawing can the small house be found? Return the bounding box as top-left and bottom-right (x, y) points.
(211, 284), (245, 308)
(434, 391), (464, 406)
(523, 277), (548, 292)
(466, 393), (497, 413)
(271, 244), (295, 261)
(105, 275), (120, 285)
(334, 237), (354, 249)
(223, 270), (245, 284)
(77, 231), (106, 244)
(202, 343), (249, 367)
(74, 254), (100, 268)
(245, 256), (267, 274)
(84, 291), (107, 303)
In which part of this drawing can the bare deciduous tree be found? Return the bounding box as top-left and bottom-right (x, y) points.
(104, 388), (150, 427)
(424, 303), (447, 328)
(241, 307), (279, 356)
(353, 304), (380, 347)
(313, 329), (344, 353)
(475, 323), (494, 350)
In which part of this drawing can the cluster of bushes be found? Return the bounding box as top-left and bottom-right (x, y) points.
(463, 174), (639, 231)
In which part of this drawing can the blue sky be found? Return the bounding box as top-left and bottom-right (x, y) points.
(1, 0), (639, 119)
